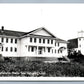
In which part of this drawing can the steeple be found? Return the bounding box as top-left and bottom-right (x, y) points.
(78, 30), (84, 38)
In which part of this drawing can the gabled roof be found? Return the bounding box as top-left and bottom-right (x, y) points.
(0, 26), (67, 43)
(23, 27), (56, 38)
(0, 29), (26, 37)
(56, 37), (68, 43)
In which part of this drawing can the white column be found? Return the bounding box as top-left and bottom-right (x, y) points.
(37, 46), (38, 56)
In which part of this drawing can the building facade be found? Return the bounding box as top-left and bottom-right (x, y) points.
(68, 30), (84, 55)
(0, 26), (68, 58)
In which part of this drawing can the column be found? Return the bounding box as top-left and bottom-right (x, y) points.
(37, 46), (38, 55)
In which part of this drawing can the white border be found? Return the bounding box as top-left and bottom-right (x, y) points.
(0, 77), (84, 81)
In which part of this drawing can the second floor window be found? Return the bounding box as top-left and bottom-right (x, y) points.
(39, 39), (41, 43)
(1, 38), (4, 42)
(51, 40), (53, 44)
(47, 39), (49, 44)
(30, 38), (32, 42)
(55, 42), (56, 46)
(58, 43), (59, 47)
(11, 39), (13, 43)
(34, 38), (36, 43)
(43, 39), (45, 43)
(15, 39), (17, 43)
(6, 38), (8, 43)
(79, 38), (81, 41)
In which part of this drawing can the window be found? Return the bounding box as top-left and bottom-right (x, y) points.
(15, 39), (17, 43)
(55, 49), (56, 53)
(6, 38), (8, 43)
(10, 47), (13, 52)
(58, 50), (59, 53)
(6, 47), (8, 51)
(34, 38), (36, 43)
(79, 45), (81, 47)
(30, 38), (32, 42)
(15, 48), (17, 52)
(47, 39), (49, 44)
(11, 38), (13, 43)
(31, 47), (34, 52)
(79, 38), (81, 41)
(2, 47), (3, 51)
(52, 50), (53, 53)
(58, 43), (59, 47)
(1, 38), (4, 42)
(43, 39), (45, 43)
(25, 45), (27, 48)
(28, 47), (30, 51)
(51, 40), (53, 44)
(39, 39), (41, 43)
(48, 48), (50, 52)
(60, 50), (62, 53)
(55, 42), (56, 46)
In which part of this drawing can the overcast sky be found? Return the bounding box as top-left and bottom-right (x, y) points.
(0, 4), (84, 40)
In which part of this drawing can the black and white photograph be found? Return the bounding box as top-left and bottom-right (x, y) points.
(0, 1), (84, 81)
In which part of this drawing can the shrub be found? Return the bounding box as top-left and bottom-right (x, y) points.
(0, 54), (4, 62)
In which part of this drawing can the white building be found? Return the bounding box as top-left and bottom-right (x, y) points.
(68, 30), (84, 55)
(0, 26), (68, 60)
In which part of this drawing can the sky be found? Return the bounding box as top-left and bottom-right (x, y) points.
(0, 4), (84, 40)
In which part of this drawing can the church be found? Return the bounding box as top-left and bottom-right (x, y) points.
(68, 30), (84, 55)
(0, 26), (68, 60)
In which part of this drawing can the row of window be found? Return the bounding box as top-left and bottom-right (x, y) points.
(30, 38), (53, 44)
(2, 47), (17, 52)
(47, 49), (61, 53)
(79, 38), (84, 41)
(28, 47), (61, 54)
(1, 38), (17, 43)
(30, 37), (60, 46)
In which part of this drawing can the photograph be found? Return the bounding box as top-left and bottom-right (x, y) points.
(0, 0), (84, 81)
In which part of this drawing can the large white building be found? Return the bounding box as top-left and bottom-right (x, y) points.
(68, 30), (84, 55)
(0, 26), (68, 60)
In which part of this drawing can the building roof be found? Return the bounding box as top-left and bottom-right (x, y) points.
(56, 38), (68, 43)
(0, 26), (67, 43)
(0, 29), (26, 37)
(23, 27), (56, 38)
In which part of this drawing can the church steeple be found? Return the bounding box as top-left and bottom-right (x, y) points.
(78, 30), (84, 37)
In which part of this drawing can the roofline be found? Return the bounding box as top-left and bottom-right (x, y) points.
(67, 38), (78, 41)
(0, 35), (19, 38)
(22, 27), (56, 38)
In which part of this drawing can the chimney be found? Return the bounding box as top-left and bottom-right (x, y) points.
(1, 26), (4, 33)
(1, 26), (4, 31)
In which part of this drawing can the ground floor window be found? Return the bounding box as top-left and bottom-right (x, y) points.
(2, 47), (3, 51)
(31, 47), (34, 52)
(48, 48), (50, 53)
